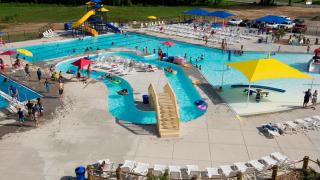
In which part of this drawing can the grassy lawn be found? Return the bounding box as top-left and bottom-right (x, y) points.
(0, 2), (243, 24)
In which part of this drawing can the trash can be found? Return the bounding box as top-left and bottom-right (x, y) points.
(75, 166), (86, 180)
(142, 95), (149, 104)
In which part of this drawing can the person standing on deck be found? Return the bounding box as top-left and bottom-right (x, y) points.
(86, 64), (91, 78)
(17, 108), (24, 127)
(36, 68), (42, 81)
(303, 89), (312, 108)
(44, 79), (50, 93)
(312, 90), (318, 110)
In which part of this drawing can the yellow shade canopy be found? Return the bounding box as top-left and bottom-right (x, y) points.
(148, 16), (157, 20)
(16, 49), (33, 57)
(227, 58), (312, 83)
(97, 7), (109, 12)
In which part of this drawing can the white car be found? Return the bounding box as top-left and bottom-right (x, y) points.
(228, 19), (243, 25)
(278, 21), (295, 30)
(265, 23), (279, 29)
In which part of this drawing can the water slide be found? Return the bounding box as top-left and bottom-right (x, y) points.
(72, 10), (98, 36)
(82, 25), (98, 36)
(105, 22), (121, 33)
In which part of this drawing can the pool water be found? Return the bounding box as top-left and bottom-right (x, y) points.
(56, 52), (205, 124)
(0, 74), (42, 108)
(20, 32), (318, 115)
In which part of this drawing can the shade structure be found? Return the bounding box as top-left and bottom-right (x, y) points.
(227, 58), (312, 83)
(97, 7), (109, 12)
(71, 58), (92, 69)
(184, 9), (209, 16)
(314, 47), (320, 55)
(256, 15), (287, 24)
(161, 41), (175, 47)
(0, 50), (16, 56)
(148, 16), (157, 20)
(16, 49), (33, 57)
(206, 11), (235, 19)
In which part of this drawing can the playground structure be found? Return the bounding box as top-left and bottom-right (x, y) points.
(70, 0), (120, 36)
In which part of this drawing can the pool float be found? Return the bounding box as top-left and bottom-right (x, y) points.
(165, 68), (177, 75)
(194, 100), (205, 106)
(197, 104), (207, 110)
(110, 79), (121, 84)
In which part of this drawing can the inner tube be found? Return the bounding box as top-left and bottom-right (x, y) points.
(194, 100), (205, 106)
(197, 104), (206, 110)
(111, 79), (121, 84)
(165, 68), (177, 75)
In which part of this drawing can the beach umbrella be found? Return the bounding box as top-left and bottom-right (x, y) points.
(206, 11), (235, 19)
(227, 58), (313, 103)
(184, 9), (209, 16)
(314, 47), (320, 55)
(148, 16), (157, 20)
(256, 15), (287, 24)
(71, 58), (92, 69)
(0, 50), (17, 66)
(16, 49), (33, 57)
(160, 41), (175, 55)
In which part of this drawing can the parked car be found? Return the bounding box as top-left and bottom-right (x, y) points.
(278, 21), (294, 30)
(293, 18), (305, 24)
(228, 19), (243, 25)
(239, 19), (256, 27)
(292, 24), (307, 33)
(265, 23), (279, 29)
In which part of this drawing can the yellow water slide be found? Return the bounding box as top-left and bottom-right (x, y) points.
(72, 10), (95, 28)
(83, 25), (98, 36)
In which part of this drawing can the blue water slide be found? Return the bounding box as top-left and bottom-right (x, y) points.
(104, 22), (121, 33)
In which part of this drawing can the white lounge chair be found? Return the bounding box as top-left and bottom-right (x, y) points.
(132, 162), (149, 175)
(260, 156), (278, 168)
(247, 160), (266, 171)
(168, 165), (181, 179)
(120, 160), (136, 172)
(270, 152), (288, 162)
(186, 165), (200, 177)
(153, 164), (167, 175)
(219, 165), (237, 177)
(206, 167), (221, 178)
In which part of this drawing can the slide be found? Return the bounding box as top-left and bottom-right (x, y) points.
(105, 22), (121, 33)
(83, 25), (98, 36)
(72, 10), (95, 29)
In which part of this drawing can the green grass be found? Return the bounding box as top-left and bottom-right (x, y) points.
(0, 2), (244, 24)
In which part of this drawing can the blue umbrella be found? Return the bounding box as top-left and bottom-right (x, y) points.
(184, 9), (209, 16)
(206, 11), (235, 18)
(256, 15), (287, 24)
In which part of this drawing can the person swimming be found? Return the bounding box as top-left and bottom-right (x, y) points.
(165, 67), (173, 73)
(117, 89), (128, 95)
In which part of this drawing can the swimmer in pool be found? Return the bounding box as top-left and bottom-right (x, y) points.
(117, 89), (128, 95)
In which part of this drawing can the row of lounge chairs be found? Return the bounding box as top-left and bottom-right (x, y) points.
(92, 56), (157, 76)
(93, 152), (294, 179)
(261, 115), (320, 138)
(141, 21), (166, 28)
(42, 29), (57, 38)
(146, 23), (259, 45)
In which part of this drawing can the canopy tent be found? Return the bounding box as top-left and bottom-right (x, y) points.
(160, 41), (175, 55)
(147, 16), (157, 20)
(0, 50), (17, 66)
(206, 11), (235, 19)
(71, 58), (92, 69)
(227, 58), (312, 103)
(314, 47), (320, 55)
(256, 15), (287, 24)
(16, 49), (33, 57)
(184, 9), (209, 16)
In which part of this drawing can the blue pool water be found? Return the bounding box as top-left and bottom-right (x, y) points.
(56, 52), (205, 124)
(0, 74), (42, 108)
(18, 32), (318, 119)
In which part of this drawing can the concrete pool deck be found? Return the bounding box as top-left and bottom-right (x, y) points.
(0, 32), (320, 179)
(0, 69), (319, 179)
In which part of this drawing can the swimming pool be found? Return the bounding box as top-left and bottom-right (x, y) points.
(19, 32), (319, 115)
(0, 74), (42, 108)
(56, 51), (205, 124)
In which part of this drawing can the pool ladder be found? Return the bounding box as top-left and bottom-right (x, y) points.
(148, 83), (180, 137)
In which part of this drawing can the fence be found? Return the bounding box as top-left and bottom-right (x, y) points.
(306, 25), (320, 36)
(86, 156), (319, 180)
(1, 29), (42, 43)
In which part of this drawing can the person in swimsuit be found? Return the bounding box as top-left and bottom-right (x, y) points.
(303, 89), (312, 108)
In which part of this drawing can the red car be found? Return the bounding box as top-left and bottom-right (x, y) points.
(292, 24), (307, 33)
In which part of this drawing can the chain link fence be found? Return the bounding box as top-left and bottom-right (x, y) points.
(1, 29), (42, 43)
(306, 25), (320, 36)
